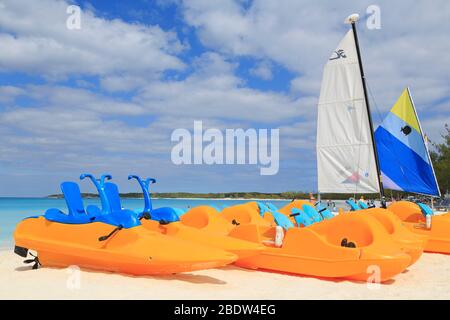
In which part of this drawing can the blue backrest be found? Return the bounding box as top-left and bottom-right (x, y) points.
(265, 202), (279, 212)
(302, 204), (323, 223)
(61, 182), (86, 216)
(346, 199), (360, 211)
(358, 200), (369, 209)
(271, 211), (294, 230)
(417, 202), (434, 216)
(291, 208), (313, 227)
(257, 202), (271, 216)
(104, 183), (122, 213)
(315, 203), (334, 220)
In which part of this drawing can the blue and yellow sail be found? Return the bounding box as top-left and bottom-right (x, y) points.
(374, 88), (440, 197)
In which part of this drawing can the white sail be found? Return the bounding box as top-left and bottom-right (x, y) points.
(316, 29), (380, 194)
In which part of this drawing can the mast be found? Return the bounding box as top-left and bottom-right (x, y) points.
(348, 14), (385, 205)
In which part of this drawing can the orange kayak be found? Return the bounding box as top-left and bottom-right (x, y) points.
(220, 202), (410, 282)
(388, 201), (450, 254)
(14, 216), (237, 275)
(140, 206), (264, 260)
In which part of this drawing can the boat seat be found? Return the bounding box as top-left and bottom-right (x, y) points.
(271, 211), (295, 230)
(302, 204), (323, 223)
(104, 182), (179, 224)
(346, 199), (361, 211)
(291, 208), (314, 227)
(44, 182), (93, 224)
(417, 202), (434, 216)
(265, 202), (279, 213)
(358, 200), (369, 209)
(314, 203), (335, 220)
(257, 202), (271, 217)
(151, 207), (181, 222)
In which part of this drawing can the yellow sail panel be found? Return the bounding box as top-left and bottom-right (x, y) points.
(390, 88), (421, 133)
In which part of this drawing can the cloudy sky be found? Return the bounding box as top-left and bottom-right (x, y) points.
(0, 0), (449, 196)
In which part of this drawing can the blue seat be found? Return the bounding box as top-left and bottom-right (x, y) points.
(290, 208), (314, 227)
(256, 202), (271, 217)
(417, 202), (434, 216)
(124, 176), (182, 223)
(346, 199), (361, 211)
(271, 211), (295, 230)
(358, 200), (369, 209)
(265, 202), (279, 213)
(314, 203), (335, 220)
(77, 174), (140, 229)
(302, 204), (323, 223)
(44, 182), (93, 224)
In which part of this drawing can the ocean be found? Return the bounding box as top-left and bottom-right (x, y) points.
(0, 197), (291, 247)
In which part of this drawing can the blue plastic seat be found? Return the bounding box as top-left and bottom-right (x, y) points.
(417, 202), (434, 216)
(346, 199), (361, 211)
(302, 204), (323, 223)
(271, 211), (295, 230)
(358, 200), (369, 209)
(314, 203), (335, 220)
(104, 182), (180, 224)
(265, 202), (279, 212)
(44, 182), (93, 224)
(256, 202), (271, 217)
(290, 208), (314, 227)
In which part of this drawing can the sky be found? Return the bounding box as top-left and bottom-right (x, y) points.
(0, 0), (449, 196)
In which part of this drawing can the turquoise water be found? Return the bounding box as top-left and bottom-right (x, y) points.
(0, 197), (290, 247)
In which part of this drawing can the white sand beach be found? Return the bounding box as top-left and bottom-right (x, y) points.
(0, 249), (449, 300)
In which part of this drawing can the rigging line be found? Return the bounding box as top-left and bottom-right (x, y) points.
(365, 80), (385, 124)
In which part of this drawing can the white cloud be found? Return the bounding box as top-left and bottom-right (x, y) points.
(1, 0), (449, 196)
(181, 0), (450, 116)
(136, 52), (300, 123)
(0, 0), (185, 78)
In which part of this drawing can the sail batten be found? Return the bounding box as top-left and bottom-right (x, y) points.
(374, 88), (441, 197)
(317, 30), (380, 194)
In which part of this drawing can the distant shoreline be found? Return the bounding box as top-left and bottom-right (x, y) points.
(46, 196), (292, 201)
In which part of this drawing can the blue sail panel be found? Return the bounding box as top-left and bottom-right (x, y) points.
(375, 126), (440, 196)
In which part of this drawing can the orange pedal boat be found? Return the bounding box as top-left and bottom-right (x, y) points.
(13, 176), (237, 275)
(220, 202), (411, 282)
(14, 216), (236, 275)
(279, 200), (426, 266)
(388, 201), (450, 254)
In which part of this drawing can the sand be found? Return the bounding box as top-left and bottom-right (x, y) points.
(0, 249), (449, 300)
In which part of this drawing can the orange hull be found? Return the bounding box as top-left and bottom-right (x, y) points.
(279, 201), (425, 266)
(221, 203), (411, 281)
(14, 217), (237, 275)
(388, 201), (450, 254)
(140, 212), (264, 260)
